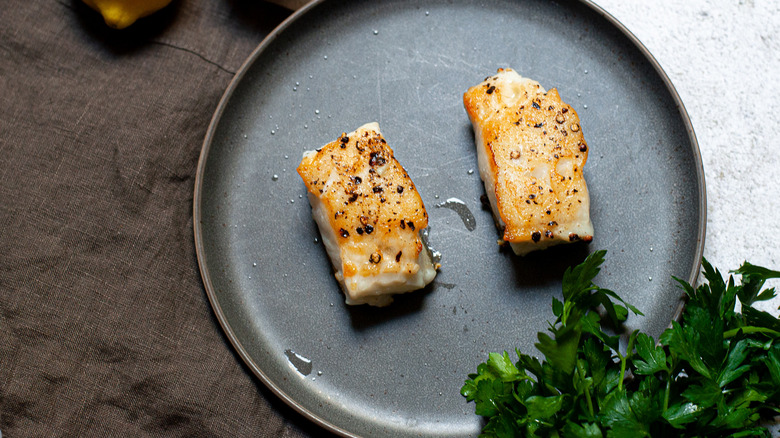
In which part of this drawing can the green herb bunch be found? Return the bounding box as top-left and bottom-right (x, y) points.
(461, 250), (780, 437)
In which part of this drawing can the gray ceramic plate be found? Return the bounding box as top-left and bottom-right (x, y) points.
(193, 0), (706, 436)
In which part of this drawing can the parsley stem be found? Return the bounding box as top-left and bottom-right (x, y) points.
(663, 372), (671, 412)
(577, 362), (594, 417)
(618, 356), (626, 392)
(618, 331), (638, 392)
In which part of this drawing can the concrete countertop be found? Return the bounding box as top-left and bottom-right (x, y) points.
(594, 0), (780, 311)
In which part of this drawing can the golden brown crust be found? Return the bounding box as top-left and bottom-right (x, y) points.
(297, 125), (428, 278)
(464, 70), (592, 249)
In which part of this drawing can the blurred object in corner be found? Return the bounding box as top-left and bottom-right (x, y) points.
(82, 0), (173, 29)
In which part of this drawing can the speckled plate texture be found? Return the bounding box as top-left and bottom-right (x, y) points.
(193, 0), (706, 436)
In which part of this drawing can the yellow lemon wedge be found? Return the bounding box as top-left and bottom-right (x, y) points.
(82, 0), (173, 29)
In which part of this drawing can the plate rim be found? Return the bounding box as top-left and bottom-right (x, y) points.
(192, 1), (707, 436)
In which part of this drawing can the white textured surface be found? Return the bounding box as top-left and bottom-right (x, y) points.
(593, 0), (780, 312)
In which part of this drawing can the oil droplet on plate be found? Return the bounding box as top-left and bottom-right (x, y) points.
(421, 228), (442, 264)
(436, 198), (476, 231)
(272, 174), (279, 181)
(284, 349), (313, 376)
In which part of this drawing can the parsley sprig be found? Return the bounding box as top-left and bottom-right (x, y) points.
(462, 250), (780, 437)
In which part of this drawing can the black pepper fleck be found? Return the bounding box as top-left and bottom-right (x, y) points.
(369, 152), (386, 167)
(531, 231), (541, 243)
(339, 228), (350, 238)
(365, 225), (374, 234)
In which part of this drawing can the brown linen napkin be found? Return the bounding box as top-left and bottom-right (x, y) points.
(0, 1), (334, 436)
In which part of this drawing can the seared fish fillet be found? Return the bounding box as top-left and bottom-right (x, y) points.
(297, 123), (437, 306)
(463, 68), (594, 255)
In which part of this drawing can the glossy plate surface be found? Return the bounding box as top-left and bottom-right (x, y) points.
(194, 1), (705, 436)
